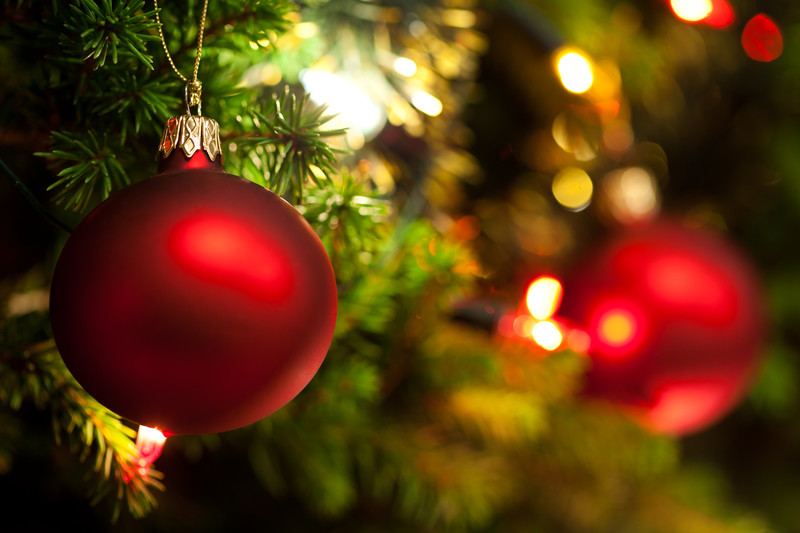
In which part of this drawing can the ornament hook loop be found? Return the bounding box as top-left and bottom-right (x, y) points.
(185, 80), (203, 116)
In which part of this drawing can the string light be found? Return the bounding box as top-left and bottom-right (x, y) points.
(410, 89), (444, 117)
(530, 320), (563, 351)
(669, 0), (713, 23)
(393, 57), (418, 77)
(525, 276), (563, 320)
(553, 48), (594, 94)
(135, 425), (167, 472)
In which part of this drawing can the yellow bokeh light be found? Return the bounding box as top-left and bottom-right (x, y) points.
(410, 90), (443, 117)
(294, 21), (319, 39)
(554, 48), (594, 94)
(525, 276), (563, 320)
(393, 57), (418, 77)
(530, 320), (563, 351)
(603, 167), (659, 223)
(598, 310), (635, 347)
(670, 0), (712, 22)
(552, 167), (593, 211)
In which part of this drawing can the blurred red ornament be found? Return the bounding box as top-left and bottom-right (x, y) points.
(50, 117), (337, 434)
(741, 14), (783, 62)
(559, 222), (764, 435)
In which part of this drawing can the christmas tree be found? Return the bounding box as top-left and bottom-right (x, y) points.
(0, 0), (796, 530)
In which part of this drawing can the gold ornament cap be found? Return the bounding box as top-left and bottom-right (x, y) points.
(158, 114), (222, 162)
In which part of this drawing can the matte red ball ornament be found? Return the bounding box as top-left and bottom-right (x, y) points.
(50, 115), (337, 435)
(559, 222), (764, 435)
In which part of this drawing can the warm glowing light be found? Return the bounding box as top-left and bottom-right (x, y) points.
(566, 329), (591, 354)
(588, 299), (649, 360)
(703, 0), (735, 28)
(530, 320), (563, 351)
(597, 309), (636, 348)
(410, 90), (443, 117)
(554, 48), (594, 94)
(603, 167), (659, 224)
(441, 8), (477, 28)
(525, 276), (563, 320)
(741, 14), (783, 62)
(670, 0), (712, 22)
(393, 56), (418, 77)
(513, 314), (535, 337)
(136, 425), (167, 468)
(294, 22), (319, 39)
(552, 167), (593, 211)
(300, 69), (387, 139)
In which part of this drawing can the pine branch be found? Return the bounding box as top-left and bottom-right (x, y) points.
(35, 130), (129, 212)
(89, 72), (180, 143)
(0, 312), (163, 520)
(62, 0), (158, 71)
(231, 89), (345, 203)
(300, 173), (391, 281)
(357, 426), (518, 529)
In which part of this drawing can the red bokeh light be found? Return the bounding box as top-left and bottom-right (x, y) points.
(588, 299), (648, 361)
(741, 14), (783, 62)
(703, 0), (735, 28)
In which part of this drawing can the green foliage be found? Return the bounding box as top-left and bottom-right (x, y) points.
(36, 130), (129, 212)
(89, 73), (180, 142)
(63, 0), (157, 70)
(301, 173), (391, 281)
(0, 311), (163, 520)
(231, 89), (345, 202)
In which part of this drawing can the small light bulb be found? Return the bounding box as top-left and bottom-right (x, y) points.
(136, 425), (167, 468)
(554, 48), (594, 94)
(530, 320), (564, 351)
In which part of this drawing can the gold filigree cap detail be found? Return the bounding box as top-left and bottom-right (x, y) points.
(158, 115), (222, 161)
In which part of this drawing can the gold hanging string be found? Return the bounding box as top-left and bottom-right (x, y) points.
(153, 0), (210, 115)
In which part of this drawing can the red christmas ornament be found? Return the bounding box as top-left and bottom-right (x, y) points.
(559, 222), (764, 435)
(50, 115), (337, 435)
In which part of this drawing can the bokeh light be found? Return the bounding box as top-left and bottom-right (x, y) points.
(300, 69), (387, 140)
(589, 299), (648, 361)
(552, 167), (593, 211)
(393, 56), (418, 77)
(530, 320), (563, 351)
(410, 89), (444, 117)
(670, 0), (712, 22)
(566, 329), (591, 354)
(741, 14), (783, 62)
(597, 309), (636, 348)
(554, 48), (594, 94)
(601, 167), (660, 224)
(525, 276), (563, 320)
(703, 0), (735, 28)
